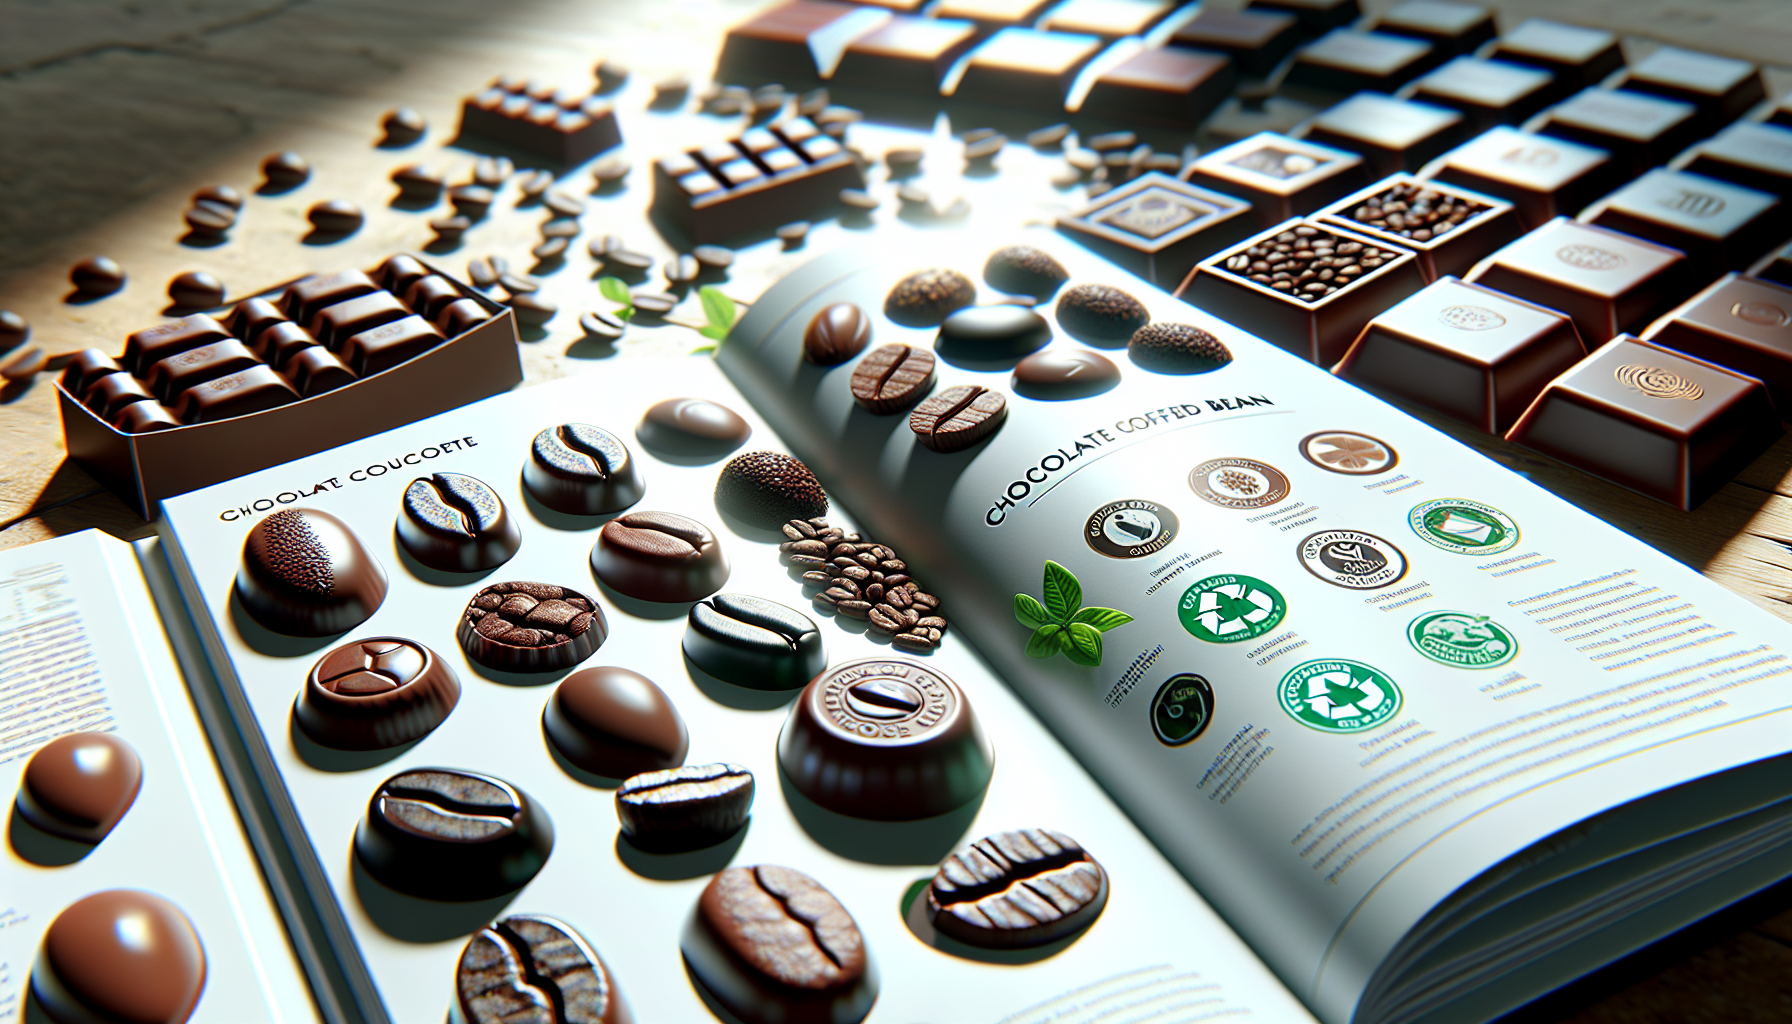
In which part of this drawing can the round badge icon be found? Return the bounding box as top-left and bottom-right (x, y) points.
(1407, 610), (1518, 669)
(1085, 499), (1180, 558)
(1297, 530), (1406, 590)
(1178, 574), (1286, 643)
(1189, 458), (1291, 509)
(1298, 431), (1397, 475)
(1278, 659), (1400, 733)
(1150, 674), (1214, 746)
(1408, 499), (1519, 555)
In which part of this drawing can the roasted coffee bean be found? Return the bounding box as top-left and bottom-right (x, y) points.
(516, 169), (554, 201)
(592, 155), (631, 185)
(167, 271), (224, 309)
(591, 510), (729, 602)
(1055, 283), (1149, 344)
(473, 155), (514, 186)
(839, 188), (878, 210)
(531, 237), (570, 262)
(17, 731), (142, 843)
(1344, 180), (1484, 242)
(498, 271), (540, 295)
(850, 344), (935, 414)
(665, 253), (700, 286)
(885, 148), (923, 177)
(459, 581), (606, 672)
(579, 310), (626, 340)
(892, 632), (937, 652)
(543, 190), (586, 218)
(618, 763), (753, 849)
(590, 233), (626, 257)
(70, 256), (125, 295)
(928, 829), (1108, 948)
(31, 890), (206, 1024)
(524, 423), (645, 515)
(801, 570), (832, 586)
(261, 150), (309, 188)
(683, 866), (875, 1024)
(964, 134), (1005, 162)
(541, 218), (582, 239)
(380, 107), (426, 145)
(455, 916), (629, 1024)
(836, 599), (873, 619)
(910, 385), (1007, 452)
(236, 508), (387, 637)
(430, 215), (472, 241)
(544, 666), (688, 778)
(804, 303), (871, 366)
(781, 539), (829, 559)
(685, 593), (825, 690)
(1027, 123), (1071, 148)
(776, 220), (810, 244)
(449, 184), (495, 218)
(605, 249), (653, 272)
(391, 163), (444, 200)
(184, 201), (236, 235)
(506, 293), (557, 326)
(467, 256), (500, 289)
(693, 245), (734, 270)
(1222, 224), (1396, 303)
(355, 768), (553, 900)
(193, 184), (242, 209)
(398, 472), (520, 572)
(885, 268), (975, 327)
(632, 291), (676, 314)
(983, 245), (1069, 300)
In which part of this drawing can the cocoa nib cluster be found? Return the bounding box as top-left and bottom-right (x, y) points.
(779, 517), (946, 652)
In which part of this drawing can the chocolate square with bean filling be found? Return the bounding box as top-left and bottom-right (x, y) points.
(1314, 173), (1519, 281)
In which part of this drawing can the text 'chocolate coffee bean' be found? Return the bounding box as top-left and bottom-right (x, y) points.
(235, 508), (388, 637)
(636, 397), (751, 457)
(909, 385), (1007, 452)
(983, 245), (1069, 300)
(17, 731), (143, 843)
(715, 450), (828, 528)
(683, 865), (877, 1024)
(543, 667), (688, 780)
(591, 511), (728, 602)
(1012, 348), (1121, 400)
(355, 768), (552, 901)
(1129, 322), (1233, 374)
(32, 890), (206, 1024)
(398, 472), (521, 572)
(524, 423), (646, 515)
(456, 916), (631, 1024)
(884, 268), (976, 328)
(803, 303), (871, 365)
(617, 763), (754, 850)
(937, 305), (1053, 360)
(928, 829), (1109, 949)
(778, 659), (994, 820)
(1055, 283), (1150, 344)
(460, 582), (607, 672)
(296, 638), (460, 750)
(849, 344), (935, 414)
(685, 594), (825, 690)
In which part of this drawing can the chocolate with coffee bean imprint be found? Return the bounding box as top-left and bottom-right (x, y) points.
(355, 768), (552, 900)
(524, 423), (645, 515)
(1220, 223), (1399, 303)
(398, 472), (520, 572)
(617, 762), (754, 849)
(458, 581), (606, 672)
(296, 637), (461, 750)
(928, 829), (1109, 949)
(910, 384), (1007, 452)
(849, 344), (935, 413)
(456, 916), (630, 1024)
(591, 510), (729, 602)
(685, 593), (826, 690)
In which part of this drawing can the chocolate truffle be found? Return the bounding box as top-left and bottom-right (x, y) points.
(617, 763), (755, 849)
(459, 581), (607, 672)
(804, 303), (872, 366)
(543, 666), (689, 779)
(70, 256), (126, 295)
(591, 511), (730, 602)
(885, 268), (977, 327)
(234, 508), (388, 637)
(637, 397), (752, 457)
(715, 451), (829, 527)
(355, 768), (552, 900)
(928, 829), (1109, 948)
(456, 916), (630, 1024)
(167, 271), (225, 309)
(1128, 322), (1232, 374)
(1054, 284), (1150, 344)
(397, 472), (521, 572)
(983, 245), (1069, 299)
(32, 890), (206, 1024)
(1012, 348), (1121, 399)
(17, 731), (143, 843)
(524, 423), (647, 516)
(296, 638), (461, 750)
(685, 594), (826, 690)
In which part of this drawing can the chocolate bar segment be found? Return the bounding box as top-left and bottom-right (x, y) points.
(933, 0), (1056, 35)
(1534, 87), (1702, 177)
(1077, 47), (1235, 130)
(1300, 93), (1468, 177)
(950, 27), (1104, 110)
(173, 364), (300, 423)
(1487, 19), (1624, 90)
(1185, 132), (1368, 229)
(1245, 0), (1361, 37)
(143, 338), (261, 401)
(651, 117), (866, 245)
(1167, 8), (1299, 77)
(341, 315), (447, 376)
(1641, 273), (1792, 410)
(831, 15), (978, 95)
(1406, 57), (1556, 133)
(1057, 172), (1256, 287)
(715, 0), (883, 84)
(121, 314), (229, 374)
(1578, 169), (1784, 276)
(1283, 30), (1436, 100)
(458, 76), (621, 165)
(1372, 0), (1495, 57)
(1676, 122), (1792, 202)
(1752, 241), (1792, 288)
(1424, 126), (1614, 229)
(1039, 0), (1177, 41)
(1615, 46), (1764, 123)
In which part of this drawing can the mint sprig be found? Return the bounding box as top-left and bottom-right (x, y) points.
(1015, 561), (1133, 667)
(597, 276), (635, 321)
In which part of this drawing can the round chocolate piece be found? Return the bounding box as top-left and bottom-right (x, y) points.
(937, 305), (1052, 360)
(543, 666), (689, 779)
(803, 303), (871, 366)
(391, 163), (444, 201)
(1055, 284), (1149, 345)
(0, 309), (29, 350)
(457, 916), (630, 1024)
(308, 199), (364, 235)
(715, 451), (828, 528)
(684, 593), (826, 690)
(617, 763), (754, 849)
(928, 829), (1108, 948)
(636, 397), (750, 457)
(884, 268), (976, 328)
(193, 184), (243, 210)
(524, 422), (646, 516)
(354, 768), (552, 900)
(591, 511), (729, 602)
(397, 472), (521, 572)
(234, 508), (388, 637)
(778, 658), (993, 820)
(184, 202), (236, 235)
(983, 245), (1068, 300)
(459, 581), (607, 672)
(17, 731), (143, 843)
(1129, 322), (1232, 374)
(296, 638), (461, 750)
(261, 150), (310, 189)
(168, 270), (225, 309)
(70, 256), (126, 295)
(32, 890), (206, 1024)
(380, 106), (426, 145)
(1012, 348), (1120, 400)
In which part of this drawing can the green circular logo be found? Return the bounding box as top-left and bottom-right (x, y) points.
(1278, 659), (1401, 733)
(1150, 674), (1215, 746)
(1408, 499), (1519, 555)
(1178, 574), (1286, 643)
(1407, 610), (1518, 669)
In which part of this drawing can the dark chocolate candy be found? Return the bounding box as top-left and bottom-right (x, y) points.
(262, 150), (310, 188)
(651, 117), (865, 245)
(376, 254), (431, 294)
(928, 829), (1109, 948)
(1078, 47), (1236, 131)
(1128, 322), (1233, 374)
(804, 303), (872, 365)
(524, 423), (646, 515)
(715, 1), (870, 85)
(685, 594), (826, 690)
(122, 314), (230, 373)
(937, 305), (1052, 359)
(458, 77), (621, 166)
(1040, 0), (1174, 39)
(1487, 18), (1623, 89)
(1535, 87), (1701, 178)
(983, 246), (1068, 300)
(1373, 0), (1495, 55)
(403, 276), (464, 319)
(1426, 127), (1613, 230)
(1300, 93), (1467, 177)
(437, 298), (494, 336)
(1617, 45), (1764, 123)
(1282, 29), (1435, 99)
(85, 371), (156, 420)
(832, 15), (979, 96)
(59, 349), (123, 395)
(17, 731), (142, 843)
(235, 508), (387, 636)
(31, 891), (205, 1024)
(543, 666), (688, 779)
(1055, 173), (1256, 288)
(1579, 170), (1783, 277)
(0, 309), (28, 350)
(850, 344), (936, 413)
(715, 451), (829, 527)
(70, 256), (126, 295)
(230, 299), (290, 344)
(341, 315), (446, 376)
(284, 346), (358, 398)
(296, 638), (461, 750)
(1169, 9), (1298, 76)
(284, 270), (378, 324)
(934, 0), (1054, 32)
(885, 268), (977, 327)
(1464, 217), (1691, 347)
(592, 511), (729, 602)
(354, 768), (553, 900)
(1012, 348), (1120, 399)
(909, 384), (1007, 452)
(309, 291), (410, 350)
(1407, 57), (1556, 133)
(1642, 273), (1792, 410)
(456, 916), (630, 1024)
(307, 200), (364, 235)
(1679, 122), (1792, 202)
(168, 270), (225, 309)
(1054, 283), (1150, 344)
(398, 472), (520, 572)
(143, 338), (261, 401)
(115, 401), (182, 433)
(380, 107), (426, 146)
(459, 581), (607, 672)
(951, 27), (1103, 110)
(616, 763), (754, 849)
(637, 398), (752, 456)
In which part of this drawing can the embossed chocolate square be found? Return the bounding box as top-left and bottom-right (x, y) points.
(1056, 172), (1256, 286)
(948, 27), (1104, 109)
(1578, 169), (1784, 276)
(1372, 0), (1495, 57)
(1314, 173), (1520, 281)
(1465, 217), (1692, 347)
(1533, 87), (1702, 177)
(1336, 275), (1585, 432)
(1505, 335), (1782, 509)
(1487, 19), (1624, 90)
(1300, 93), (1469, 177)
(1283, 29), (1436, 101)
(1424, 126), (1614, 229)
(1642, 274), (1792, 410)
(1039, 0), (1177, 41)
(458, 77), (621, 166)
(1615, 46), (1765, 123)
(832, 15), (979, 94)
(1405, 57), (1556, 133)
(1245, 0), (1360, 37)
(715, 0), (889, 84)
(1178, 219), (1425, 366)
(1168, 8), (1299, 77)
(1077, 46), (1236, 130)
(1185, 132), (1367, 228)
(1676, 122), (1792, 202)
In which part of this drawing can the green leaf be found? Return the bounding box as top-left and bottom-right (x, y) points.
(1014, 593), (1050, 630)
(689, 344), (717, 355)
(616, 306), (636, 323)
(598, 276), (632, 304)
(1064, 622), (1104, 666)
(1071, 606), (1134, 633)
(1025, 624), (1063, 658)
(697, 324), (728, 341)
(1042, 561), (1081, 622)
(698, 286), (737, 332)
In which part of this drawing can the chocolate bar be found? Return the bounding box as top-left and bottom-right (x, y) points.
(1057, 172), (1256, 287)
(458, 78), (621, 165)
(1039, 0), (1178, 41)
(1167, 8), (1299, 77)
(1372, 0), (1496, 57)
(949, 27), (1105, 110)
(651, 117), (866, 245)
(1405, 57), (1557, 133)
(1675, 122), (1792, 202)
(1487, 19), (1624, 90)
(1282, 29), (1436, 99)
(1424, 126), (1615, 229)
(1533, 87), (1702, 177)
(1615, 45), (1765, 123)
(933, 0), (1057, 34)
(715, 0), (887, 84)
(1314, 173), (1520, 281)
(1185, 132), (1368, 228)
(831, 15), (979, 95)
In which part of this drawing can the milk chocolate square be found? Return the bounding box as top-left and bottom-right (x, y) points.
(1283, 30), (1436, 100)
(1616, 46), (1765, 123)
(950, 28), (1104, 109)
(1579, 169), (1784, 276)
(715, 0), (886, 84)
(1302, 94), (1468, 177)
(1168, 9), (1297, 77)
(1505, 335), (1781, 509)
(172, 364), (301, 424)
(1465, 217), (1692, 346)
(934, 0), (1057, 34)
(1676, 122), (1792, 202)
(143, 338), (262, 401)
(1373, 1), (1495, 57)
(1488, 19), (1624, 89)
(1186, 132), (1368, 228)
(1406, 58), (1557, 133)
(121, 314), (230, 373)
(1058, 172), (1256, 286)
(1315, 173), (1520, 281)
(1642, 274), (1792, 409)
(1077, 46), (1235, 129)
(1533, 87), (1702, 177)
(1424, 126), (1614, 228)
(1245, 0), (1360, 37)
(1039, 0), (1176, 41)
(1336, 275), (1585, 432)
(832, 15), (979, 93)
(457, 77), (622, 165)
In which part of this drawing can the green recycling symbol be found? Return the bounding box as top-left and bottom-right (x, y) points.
(1178, 574), (1286, 643)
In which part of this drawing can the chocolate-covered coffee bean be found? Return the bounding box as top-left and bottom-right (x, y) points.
(354, 768), (553, 900)
(684, 594), (825, 690)
(928, 829), (1109, 948)
(616, 763), (754, 849)
(455, 916), (631, 1024)
(524, 423), (646, 515)
(398, 472), (521, 572)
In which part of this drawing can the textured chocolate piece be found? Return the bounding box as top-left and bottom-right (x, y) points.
(524, 423), (646, 515)
(929, 829), (1109, 948)
(1678, 122), (1792, 202)
(17, 732), (142, 843)
(1056, 173), (1256, 288)
(716, 451), (829, 527)
(850, 344), (936, 413)
(85, 371), (155, 420)
(1426, 127), (1613, 230)
(251, 321), (319, 370)
(459, 76), (622, 165)
(685, 594), (826, 690)
(122, 314), (230, 373)
(1170, 9), (1297, 76)
(1300, 93), (1467, 177)
(59, 349), (124, 395)
(284, 346), (358, 399)
(543, 667), (688, 778)
(456, 916), (631, 1024)
(592, 511), (730, 602)
(937, 305), (1052, 360)
(637, 398), (751, 456)
(296, 638), (461, 750)
(951, 27), (1103, 110)
(143, 338), (260, 401)
(715, 1), (871, 85)
(341, 315), (447, 376)
(1054, 283), (1150, 344)
(398, 472), (520, 572)
(31, 890), (206, 1024)
(884, 268), (976, 327)
(804, 303), (872, 365)
(284, 270), (379, 323)
(1314, 174), (1521, 282)
(1128, 322), (1233, 374)
(229, 298), (289, 343)
(1012, 348), (1120, 399)
(983, 246), (1068, 300)
(1579, 170), (1784, 277)
(1642, 273), (1792, 410)
(235, 508), (387, 636)
(70, 256), (126, 295)
(617, 763), (755, 849)
(652, 117), (865, 245)
(1487, 18), (1623, 89)
(310, 291), (410, 350)
(115, 401), (181, 433)
(355, 768), (553, 900)
(910, 384), (1007, 452)
(168, 270), (226, 309)
(458, 581), (606, 672)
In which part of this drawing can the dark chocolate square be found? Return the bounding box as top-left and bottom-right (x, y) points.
(456, 77), (622, 165)
(1464, 217), (1692, 346)
(832, 16), (979, 93)
(1245, 0), (1361, 38)
(715, 0), (886, 84)
(1185, 132), (1368, 228)
(1314, 173), (1520, 281)
(1039, 0), (1177, 41)
(933, 0), (1057, 34)
(1406, 58), (1556, 133)
(1301, 93), (1468, 177)
(1533, 87), (1703, 177)
(1579, 169), (1784, 276)
(1488, 19), (1624, 89)
(1283, 30), (1437, 100)
(1168, 9), (1299, 77)
(650, 117), (867, 244)
(1643, 273), (1792, 410)
(1616, 46), (1765, 123)
(1057, 172), (1256, 286)
(1373, 0), (1496, 57)
(950, 28), (1105, 110)
(1676, 122), (1792, 202)
(1751, 241), (1792, 288)
(1077, 46), (1236, 129)
(1425, 126), (1615, 229)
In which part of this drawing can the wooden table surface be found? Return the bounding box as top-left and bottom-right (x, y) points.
(4, 0), (1792, 1020)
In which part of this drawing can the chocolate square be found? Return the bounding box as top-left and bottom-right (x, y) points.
(832, 15), (979, 93)
(172, 365), (301, 424)
(1077, 46), (1235, 129)
(1406, 57), (1557, 133)
(1533, 87), (1703, 177)
(715, 0), (887, 84)
(1039, 0), (1176, 41)
(143, 339), (262, 402)
(309, 291), (411, 350)
(1579, 169), (1784, 276)
(341, 315), (447, 377)
(1373, 1), (1496, 57)
(1185, 132), (1368, 228)
(1314, 173), (1520, 281)
(1424, 126), (1614, 229)
(933, 0), (1057, 34)
(651, 117), (867, 244)
(1642, 274), (1792, 410)
(1283, 30), (1436, 100)
(121, 314), (231, 374)
(284, 346), (358, 398)
(1245, 0), (1360, 38)
(1676, 122), (1792, 202)
(1057, 172), (1256, 286)
(1751, 241), (1792, 288)
(1336, 275), (1585, 432)
(950, 28), (1104, 110)
(1616, 46), (1765, 123)
(1504, 335), (1781, 509)
(456, 77), (622, 165)
(1464, 217), (1692, 346)
(1488, 19), (1624, 89)
(1300, 93), (1468, 177)
(1168, 9), (1299, 77)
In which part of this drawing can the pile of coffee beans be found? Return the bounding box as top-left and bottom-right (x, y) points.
(780, 517), (946, 652)
(1222, 225), (1397, 303)
(1342, 181), (1486, 243)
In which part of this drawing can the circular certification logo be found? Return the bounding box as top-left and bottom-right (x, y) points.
(1437, 305), (1506, 331)
(1178, 574), (1286, 643)
(1298, 530), (1406, 589)
(1407, 610), (1519, 669)
(1151, 673), (1215, 746)
(1085, 500), (1179, 559)
(1408, 499), (1519, 555)
(1733, 301), (1789, 327)
(1189, 458), (1291, 509)
(1279, 659), (1401, 733)
(1298, 431), (1397, 475)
